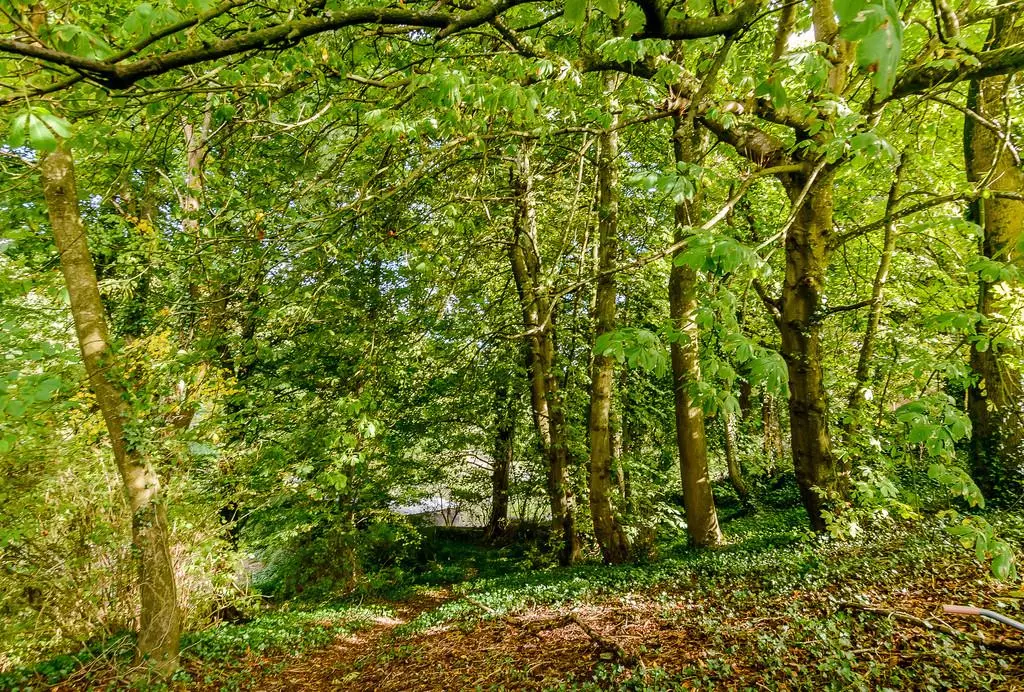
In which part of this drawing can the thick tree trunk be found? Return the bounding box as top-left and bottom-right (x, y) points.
(41, 146), (181, 676)
(779, 169), (846, 531)
(964, 14), (1024, 502)
(508, 146), (582, 565)
(845, 160), (904, 433)
(486, 385), (515, 540)
(588, 85), (632, 564)
(669, 117), (723, 547)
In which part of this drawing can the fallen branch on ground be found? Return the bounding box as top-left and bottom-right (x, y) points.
(836, 601), (1024, 652)
(464, 598), (644, 666)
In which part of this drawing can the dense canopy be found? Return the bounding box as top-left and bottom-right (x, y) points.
(1, 0), (1022, 686)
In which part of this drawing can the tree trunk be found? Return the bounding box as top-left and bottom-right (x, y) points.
(724, 412), (750, 502)
(486, 384), (515, 540)
(41, 146), (181, 676)
(508, 145), (582, 565)
(964, 14), (1024, 502)
(845, 159), (905, 433)
(588, 84), (632, 564)
(763, 392), (784, 472)
(669, 116), (723, 547)
(779, 168), (846, 531)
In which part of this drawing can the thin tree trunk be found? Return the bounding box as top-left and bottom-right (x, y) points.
(763, 392), (784, 472)
(508, 145), (582, 565)
(724, 412), (751, 502)
(41, 146), (181, 676)
(588, 80), (632, 564)
(669, 116), (723, 547)
(964, 13), (1024, 502)
(845, 159), (905, 433)
(182, 116), (207, 340)
(486, 384), (515, 540)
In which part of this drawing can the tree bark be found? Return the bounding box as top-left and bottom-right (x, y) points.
(779, 168), (847, 531)
(964, 13), (1024, 503)
(486, 384), (515, 540)
(41, 146), (181, 676)
(763, 392), (784, 471)
(588, 81), (632, 564)
(669, 116), (723, 547)
(724, 411), (751, 502)
(508, 145), (582, 565)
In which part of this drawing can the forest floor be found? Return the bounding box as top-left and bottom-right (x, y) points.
(8, 509), (1024, 691)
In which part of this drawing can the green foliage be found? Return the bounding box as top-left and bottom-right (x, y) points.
(836, 0), (904, 95)
(5, 107), (71, 152)
(944, 514), (1018, 582)
(594, 328), (668, 376)
(181, 605), (382, 660)
(674, 234), (763, 276)
(0, 0), (1021, 680)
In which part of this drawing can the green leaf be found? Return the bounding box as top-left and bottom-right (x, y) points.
(28, 115), (57, 152)
(991, 548), (1015, 582)
(5, 108), (72, 152)
(565, 0), (587, 25)
(50, 23), (114, 60)
(595, 0), (620, 19)
(33, 377), (61, 402)
(5, 399), (26, 418)
(837, 0), (904, 96)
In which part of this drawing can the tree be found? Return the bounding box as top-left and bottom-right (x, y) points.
(39, 145), (180, 675)
(964, 13), (1024, 503)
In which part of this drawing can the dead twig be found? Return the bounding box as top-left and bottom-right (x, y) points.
(464, 598), (644, 667)
(567, 612), (644, 668)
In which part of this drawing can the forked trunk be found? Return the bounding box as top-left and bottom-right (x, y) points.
(508, 146), (582, 564)
(41, 146), (181, 676)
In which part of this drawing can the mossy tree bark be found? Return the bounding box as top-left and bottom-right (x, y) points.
(588, 77), (632, 564)
(778, 167), (847, 531)
(41, 145), (181, 676)
(508, 145), (582, 565)
(845, 160), (904, 434)
(486, 384), (515, 541)
(669, 116), (723, 547)
(964, 12), (1024, 503)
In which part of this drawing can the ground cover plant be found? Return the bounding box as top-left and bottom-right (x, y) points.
(1, 0), (1023, 688)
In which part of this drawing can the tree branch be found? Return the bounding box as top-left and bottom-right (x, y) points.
(891, 42), (1024, 99)
(0, 0), (536, 90)
(636, 0), (764, 39)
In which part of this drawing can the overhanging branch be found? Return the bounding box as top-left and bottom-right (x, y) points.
(891, 42), (1024, 99)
